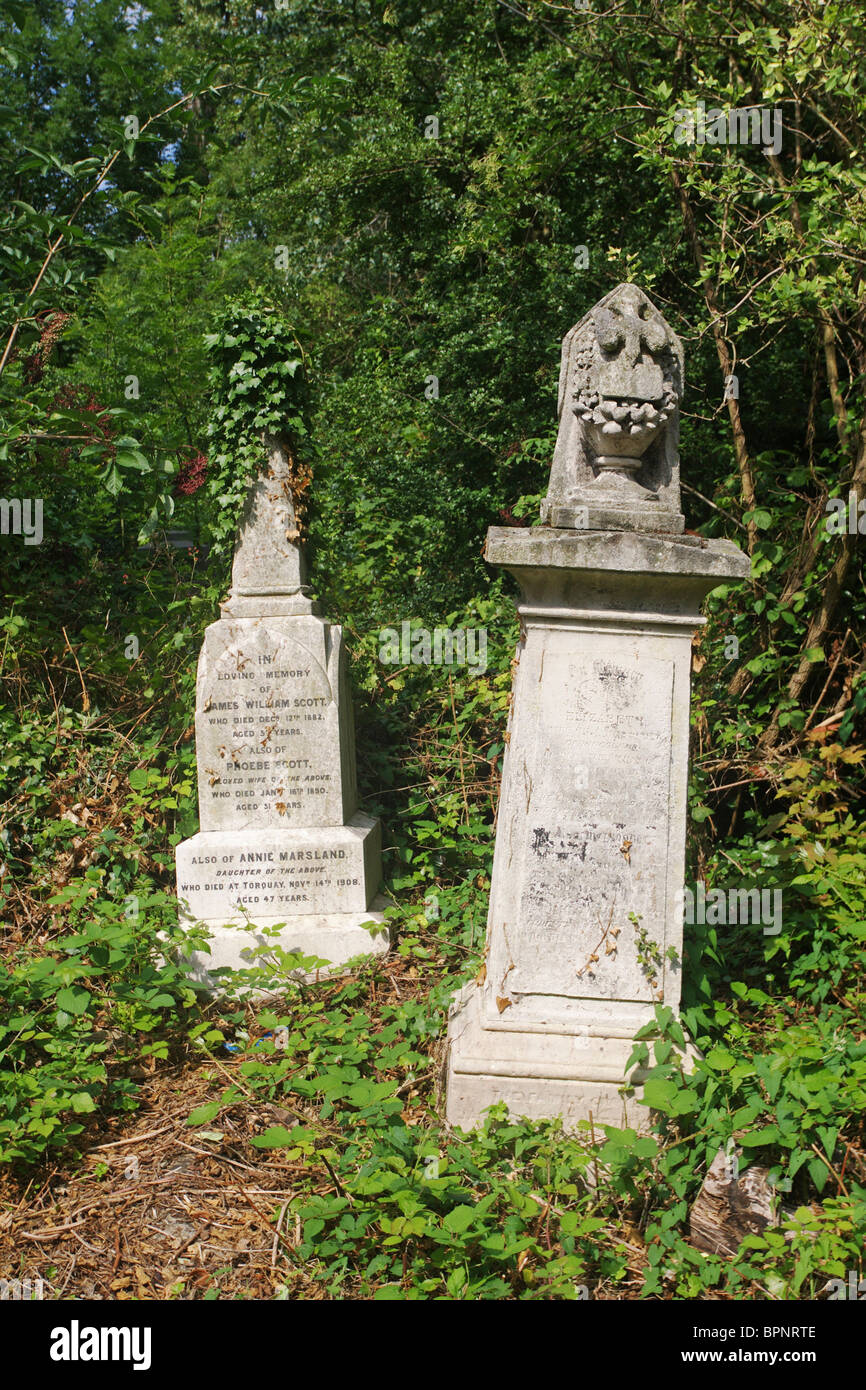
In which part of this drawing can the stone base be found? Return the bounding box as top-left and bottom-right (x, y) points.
(175, 811), (388, 989)
(445, 983), (655, 1132)
(176, 812), (382, 920)
(544, 503), (684, 533)
(220, 593), (319, 618)
(180, 896), (390, 991)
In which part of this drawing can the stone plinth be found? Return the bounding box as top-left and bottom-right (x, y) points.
(175, 435), (388, 985)
(445, 527), (749, 1130)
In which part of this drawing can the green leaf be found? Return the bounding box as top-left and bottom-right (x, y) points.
(641, 1077), (695, 1115)
(102, 465), (123, 497)
(740, 1126), (781, 1147)
(187, 1102), (221, 1126)
(250, 1125), (298, 1148)
(346, 1080), (398, 1107)
(818, 1126), (838, 1160)
(115, 449), (151, 473)
(807, 1157), (829, 1192)
(56, 987), (90, 1015)
(705, 1046), (736, 1071)
(443, 1205), (477, 1234)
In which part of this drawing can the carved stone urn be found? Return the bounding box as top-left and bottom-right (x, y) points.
(542, 282), (684, 531)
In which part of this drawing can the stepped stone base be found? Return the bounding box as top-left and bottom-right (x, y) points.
(445, 983), (654, 1131)
(176, 812), (387, 989)
(176, 813), (381, 920)
(180, 896), (390, 990)
(543, 503), (685, 533)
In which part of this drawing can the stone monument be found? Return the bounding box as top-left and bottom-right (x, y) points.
(446, 284), (749, 1129)
(175, 434), (388, 984)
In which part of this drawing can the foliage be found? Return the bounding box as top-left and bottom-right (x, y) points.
(202, 293), (311, 562)
(0, 882), (205, 1166)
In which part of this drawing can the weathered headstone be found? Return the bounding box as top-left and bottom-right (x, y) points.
(175, 434), (388, 983)
(446, 284), (749, 1129)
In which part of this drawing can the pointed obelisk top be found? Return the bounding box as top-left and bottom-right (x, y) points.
(222, 432), (315, 617)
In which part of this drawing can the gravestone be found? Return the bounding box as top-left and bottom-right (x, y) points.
(446, 284), (749, 1130)
(175, 434), (388, 984)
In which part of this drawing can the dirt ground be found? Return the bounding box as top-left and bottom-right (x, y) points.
(0, 1055), (322, 1300)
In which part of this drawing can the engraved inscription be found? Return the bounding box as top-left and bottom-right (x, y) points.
(509, 650), (673, 1004)
(178, 845), (354, 913)
(176, 831), (371, 918)
(196, 622), (347, 830)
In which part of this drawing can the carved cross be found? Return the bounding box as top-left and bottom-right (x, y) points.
(596, 290), (667, 369)
(594, 287), (667, 401)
